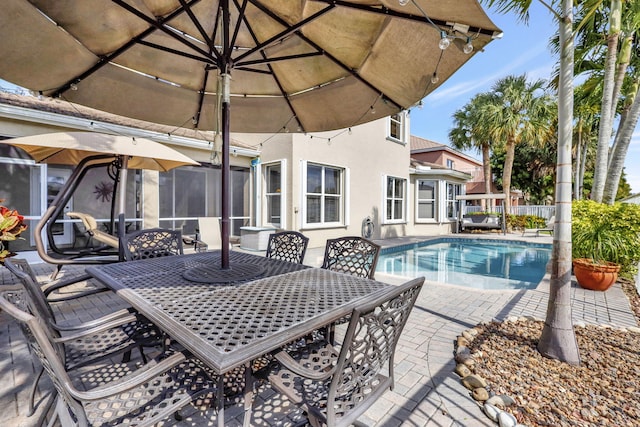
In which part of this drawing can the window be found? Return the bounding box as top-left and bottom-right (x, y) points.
(385, 176), (406, 222)
(447, 159), (455, 169)
(159, 165), (250, 236)
(304, 163), (343, 226)
(416, 179), (436, 221)
(446, 182), (462, 220)
(265, 163), (282, 227)
(388, 112), (405, 142)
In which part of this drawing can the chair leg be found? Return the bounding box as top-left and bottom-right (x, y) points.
(49, 265), (64, 281)
(27, 366), (46, 416)
(33, 389), (57, 427)
(243, 362), (254, 427)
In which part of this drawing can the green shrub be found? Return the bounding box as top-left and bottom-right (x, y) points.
(465, 211), (500, 216)
(507, 214), (546, 230)
(572, 200), (640, 275)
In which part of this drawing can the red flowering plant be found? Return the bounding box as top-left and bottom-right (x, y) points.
(0, 199), (28, 263)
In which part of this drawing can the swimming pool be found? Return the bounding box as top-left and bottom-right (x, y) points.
(376, 238), (552, 290)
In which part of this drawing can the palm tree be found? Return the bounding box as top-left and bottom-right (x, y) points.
(481, 74), (554, 216)
(573, 83), (600, 199)
(591, 0), (623, 202)
(483, 0), (580, 364)
(449, 93), (496, 210)
(603, 0), (640, 202)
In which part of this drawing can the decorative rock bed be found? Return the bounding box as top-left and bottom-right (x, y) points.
(455, 322), (528, 427)
(454, 315), (640, 427)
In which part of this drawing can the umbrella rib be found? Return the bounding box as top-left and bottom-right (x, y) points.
(319, 0), (498, 36)
(50, 0), (207, 98)
(193, 71), (210, 128)
(237, 0), (305, 132)
(110, 0), (219, 64)
(178, 0), (219, 59)
(137, 40), (212, 64)
(235, 52), (323, 68)
(234, 1), (336, 64)
(244, 0), (404, 111)
(229, 0), (249, 55)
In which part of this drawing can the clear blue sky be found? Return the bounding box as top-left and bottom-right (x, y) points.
(409, 2), (640, 195)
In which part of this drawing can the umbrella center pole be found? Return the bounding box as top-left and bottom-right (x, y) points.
(220, 72), (231, 270)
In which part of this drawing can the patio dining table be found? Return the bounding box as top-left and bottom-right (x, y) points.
(86, 250), (390, 426)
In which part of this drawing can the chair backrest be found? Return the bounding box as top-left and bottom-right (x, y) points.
(328, 277), (424, 426)
(197, 217), (223, 250)
(3, 259), (60, 341)
(265, 231), (309, 264)
(321, 236), (381, 279)
(66, 211), (119, 248)
(546, 215), (556, 229)
(121, 228), (183, 261)
(0, 292), (88, 425)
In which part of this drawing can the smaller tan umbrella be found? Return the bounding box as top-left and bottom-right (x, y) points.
(5, 131), (199, 171)
(2, 132), (199, 265)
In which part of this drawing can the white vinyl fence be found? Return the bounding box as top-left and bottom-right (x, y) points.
(465, 205), (555, 220)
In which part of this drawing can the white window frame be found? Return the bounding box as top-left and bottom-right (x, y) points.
(263, 160), (286, 229)
(415, 178), (437, 222)
(383, 175), (407, 224)
(387, 111), (408, 144)
(446, 159), (455, 169)
(301, 161), (347, 229)
(446, 182), (463, 220)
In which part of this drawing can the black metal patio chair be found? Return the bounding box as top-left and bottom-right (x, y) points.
(267, 277), (424, 427)
(3, 259), (162, 418)
(121, 228), (184, 261)
(0, 291), (219, 427)
(321, 236), (381, 279)
(265, 231), (309, 264)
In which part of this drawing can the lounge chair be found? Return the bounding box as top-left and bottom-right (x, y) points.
(66, 211), (119, 248)
(522, 215), (555, 237)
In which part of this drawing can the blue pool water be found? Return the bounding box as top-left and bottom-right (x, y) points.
(376, 238), (552, 290)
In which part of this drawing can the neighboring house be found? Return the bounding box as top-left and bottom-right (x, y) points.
(410, 135), (491, 195)
(0, 92), (473, 257)
(410, 135), (525, 210)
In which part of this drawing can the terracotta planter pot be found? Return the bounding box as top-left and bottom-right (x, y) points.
(572, 258), (620, 291)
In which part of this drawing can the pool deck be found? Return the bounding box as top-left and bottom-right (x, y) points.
(2, 232), (638, 426)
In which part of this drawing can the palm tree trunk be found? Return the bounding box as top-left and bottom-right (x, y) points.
(482, 144), (492, 210)
(603, 80), (640, 203)
(574, 130), (582, 200)
(538, 0), (580, 365)
(579, 140), (587, 199)
(591, 0), (622, 202)
(502, 139), (515, 216)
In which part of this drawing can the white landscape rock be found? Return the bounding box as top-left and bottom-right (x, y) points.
(483, 403), (500, 422)
(498, 410), (518, 427)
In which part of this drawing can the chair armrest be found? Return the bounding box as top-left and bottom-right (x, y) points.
(65, 351), (189, 401)
(273, 348), (337, 380)
(42, 272), (111, 302)
(51, 313), (141, 341)
(52, 308), (137, 332)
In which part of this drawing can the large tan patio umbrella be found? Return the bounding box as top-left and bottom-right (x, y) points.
(0, 0), (501, 277)
(1, 132), (199, 265)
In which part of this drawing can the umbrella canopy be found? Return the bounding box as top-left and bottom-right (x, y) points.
(4, 132), (199, 171)
(0, 0), (501, 133)
(0, 0), (501, 275)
